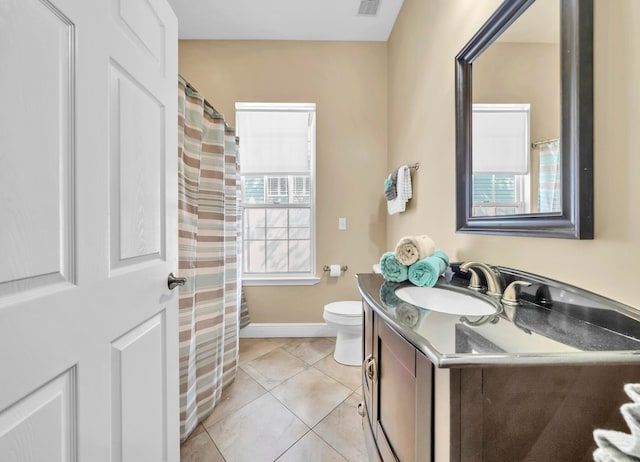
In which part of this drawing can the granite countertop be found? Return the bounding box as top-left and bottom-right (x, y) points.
(356, 267), (640, 368)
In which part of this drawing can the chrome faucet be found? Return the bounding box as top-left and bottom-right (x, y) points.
(459, 262), (503, 297)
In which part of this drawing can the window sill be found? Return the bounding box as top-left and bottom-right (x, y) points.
(242, 276), (321, 287)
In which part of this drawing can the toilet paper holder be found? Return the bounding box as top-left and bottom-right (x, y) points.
(323, 265), (348, 272)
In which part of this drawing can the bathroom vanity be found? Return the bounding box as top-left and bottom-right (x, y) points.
(357, 267), (640, 462)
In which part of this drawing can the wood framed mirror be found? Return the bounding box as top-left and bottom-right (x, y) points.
(455, 0), (593, 239)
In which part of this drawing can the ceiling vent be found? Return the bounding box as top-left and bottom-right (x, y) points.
(358, 0), (380, 16)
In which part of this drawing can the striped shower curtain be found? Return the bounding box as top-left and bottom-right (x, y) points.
(177, 76), (250, 442)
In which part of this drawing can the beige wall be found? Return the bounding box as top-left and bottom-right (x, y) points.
(474, 42), (560, 142)
(179, 41), (388, 323)
(387, 0), (640, 308)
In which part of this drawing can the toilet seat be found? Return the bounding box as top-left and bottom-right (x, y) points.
(324, 301), (361, 317)
(323, 301), (362, 326)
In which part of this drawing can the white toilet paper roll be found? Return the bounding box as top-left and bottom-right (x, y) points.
(329, 264), (341, 277)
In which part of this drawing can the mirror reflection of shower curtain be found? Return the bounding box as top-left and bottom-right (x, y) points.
(537, 139), (561, 212)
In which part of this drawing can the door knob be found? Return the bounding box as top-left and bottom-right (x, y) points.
(168, 272), (186, 290)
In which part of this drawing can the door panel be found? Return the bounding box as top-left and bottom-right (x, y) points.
(376, 319), (416, 462)
(109, 63), (164, 266)
(0, 369), (76, 461)
(111, 313), (166, 462)
(0, 0), (178, 460)
(0, 0), (75, 297)
(372, 317), (433, 462)
(416, 352), (433, 461)
(115, 0), (166, 70)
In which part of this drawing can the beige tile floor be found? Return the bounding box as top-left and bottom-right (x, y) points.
(180, 337), (367, 462)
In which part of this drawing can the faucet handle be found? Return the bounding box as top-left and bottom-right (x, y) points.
(501, 281), (532, 306)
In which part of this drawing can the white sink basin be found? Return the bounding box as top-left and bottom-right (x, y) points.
(394, 286), (499, 316)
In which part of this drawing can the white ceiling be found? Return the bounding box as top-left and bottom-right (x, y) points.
(167, 0), (405, 41)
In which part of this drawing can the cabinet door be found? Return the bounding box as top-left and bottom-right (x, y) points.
(373, 316), (432, 462)
(457, 365), (640, 461)
(363, 301), (375, 422)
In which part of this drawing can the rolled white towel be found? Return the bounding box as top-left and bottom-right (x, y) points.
(593, 446), (639, 462)
(394, 235), (436, 265)
(626, 384), (640, 403)
(594, 426), (640, 461)
(593, 385), (640, 460)
(396, 302), (420, 327)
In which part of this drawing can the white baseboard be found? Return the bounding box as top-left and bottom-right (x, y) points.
(239, 322), (336, 338)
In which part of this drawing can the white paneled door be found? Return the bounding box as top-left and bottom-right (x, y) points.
(0, 0), (179, 461)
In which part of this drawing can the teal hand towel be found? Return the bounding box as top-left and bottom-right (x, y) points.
(380, 252), (409, 282)
(432, 250), (450, 268)
(408, 255), (447, 287)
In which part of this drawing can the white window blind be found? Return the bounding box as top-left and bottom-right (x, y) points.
(237, 110), (311, 174)
(472, 103), (530, 174)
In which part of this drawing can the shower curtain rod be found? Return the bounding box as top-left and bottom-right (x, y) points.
(179, 74), (235, 132)
(531, 137), (560, 148)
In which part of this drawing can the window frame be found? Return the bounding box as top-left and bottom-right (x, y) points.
(236, 102), (319, 286)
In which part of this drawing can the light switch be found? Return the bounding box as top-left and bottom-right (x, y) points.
(338, 217), (347, 230)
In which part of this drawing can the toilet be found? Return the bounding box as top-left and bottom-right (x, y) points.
(323, 301), (363, 366)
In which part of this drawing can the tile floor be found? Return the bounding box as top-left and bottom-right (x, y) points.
(180, 337), (367, 462)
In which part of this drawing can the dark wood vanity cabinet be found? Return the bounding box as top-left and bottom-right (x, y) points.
(362, 299), (640, 462)
(362, 302), (432, 462)
(451, 365), (640, 462)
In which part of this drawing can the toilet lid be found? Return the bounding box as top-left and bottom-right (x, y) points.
(324, 301), (361, 317)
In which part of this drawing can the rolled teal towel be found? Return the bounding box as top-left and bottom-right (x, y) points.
(379, 281), (401, 307)
(432, 250), (450, 268)
(408, 255), (447, 287)
(380, 252), (409, 282)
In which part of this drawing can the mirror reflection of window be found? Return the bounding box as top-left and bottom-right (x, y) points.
(472, 104), (530, 216)
(472, 0), (560, 216)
